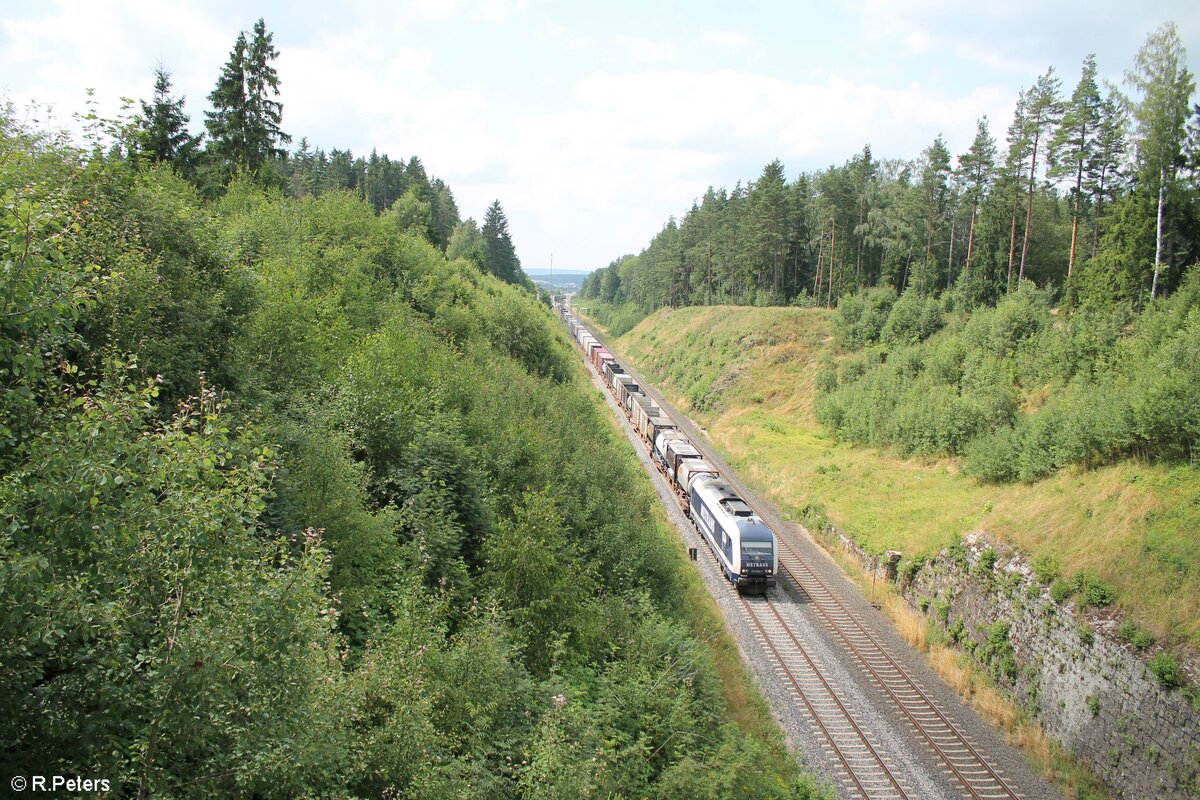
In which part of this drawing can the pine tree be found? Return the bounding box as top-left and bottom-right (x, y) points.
(205, 18), (290, 173)
(956, 117), (996, 288)
(1003, 90), (1032, 291)
(1051, 55), (1102, 278)
(1017, 68), (1062, 285)
(138, 64), (201, 173)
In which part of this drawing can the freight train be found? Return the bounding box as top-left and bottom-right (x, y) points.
(557, 302), (777, 593)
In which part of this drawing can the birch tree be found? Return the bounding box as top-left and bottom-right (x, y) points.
(1125, 22), (1194, 299)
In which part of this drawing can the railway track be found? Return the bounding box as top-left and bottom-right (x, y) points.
(739, 590), (912, 800)
(569, 311), (1035, 800)
(775, 541), (1023, 800)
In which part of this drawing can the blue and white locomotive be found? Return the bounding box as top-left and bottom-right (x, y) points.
(688, 475), (777, 593)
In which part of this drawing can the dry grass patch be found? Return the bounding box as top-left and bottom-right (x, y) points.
(885, 593), (927, 651)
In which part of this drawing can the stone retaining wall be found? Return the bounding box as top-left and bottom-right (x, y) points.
(813, 524), (1200, 799)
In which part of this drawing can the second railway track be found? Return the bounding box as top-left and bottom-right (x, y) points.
(776, 542), (1023, 800)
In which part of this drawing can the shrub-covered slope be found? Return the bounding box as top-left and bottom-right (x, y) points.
(0, 114), (824, 798)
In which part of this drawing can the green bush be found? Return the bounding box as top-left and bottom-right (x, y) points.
(1148, 652), (1185, 689)
(835, 288), (896, 349)
(1117, 620), (1157, 651)
(1078, 624), (1095, 647)
(1050, 579), (1073, 604)
(1071, 570), (1118, 608)
(1032, 555), (1061, 585)
(964, 426), (1022, 483)
(882, 288), (944, 346)
(816, 272), (1200, 482)
(976, 621), (1018, 683)
(816, 357), (838, 394)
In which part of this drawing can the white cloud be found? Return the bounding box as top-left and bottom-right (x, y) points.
(405, 0), (463, 19)
(277, 37), (500, 176)
(468, 66), (1015, 269)
(1, 0), (231, 131)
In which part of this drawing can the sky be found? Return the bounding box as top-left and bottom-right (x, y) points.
(4, 1), (1200, 272)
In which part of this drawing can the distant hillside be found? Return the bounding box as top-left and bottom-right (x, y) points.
(527, 269), (592, 290)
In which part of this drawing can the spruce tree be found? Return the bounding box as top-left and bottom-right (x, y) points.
(205, 19), (289, 174)
(1089, 91), (1129, 258)
(138, 64), (201, 173)
(482, 200), (523, 285)
(747, 159), (790, 295)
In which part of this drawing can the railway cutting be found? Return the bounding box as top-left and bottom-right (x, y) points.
(558, 301), (1057, 800)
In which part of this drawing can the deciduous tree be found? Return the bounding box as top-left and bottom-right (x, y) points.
(1125, 22), (1195, 299)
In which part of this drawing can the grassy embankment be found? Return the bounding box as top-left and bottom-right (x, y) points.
(591, 303), (1200, 653)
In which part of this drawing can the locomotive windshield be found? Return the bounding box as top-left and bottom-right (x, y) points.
(741, 541), (773, 557)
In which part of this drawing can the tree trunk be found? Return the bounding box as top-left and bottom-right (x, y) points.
(1018, 130), (1041, 285)
(856, 197), (866, 290)
(925, 192), (935, 264)
(1068, 200), (1081, 280)
(827, 218), (836, 309)
(1151, 166), (1165, 300)
(965, 201), (978, 284)
(705, 241), (713, 305)
(1091, 160), (1110, 259)
(814, 233), (825, 299)
(1007, 188), (1020, 292)
(946, 217), (956, 289)
(1067, 156), (1084, 278)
